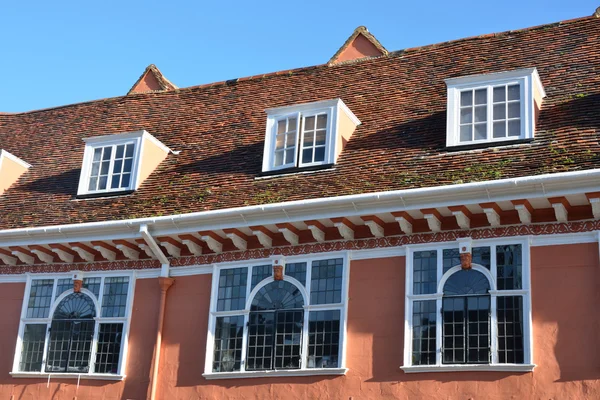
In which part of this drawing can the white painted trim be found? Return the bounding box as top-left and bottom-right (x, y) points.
(202, 368), (347, 380)
(0, 149), (32, 169)
(169, 265), (214, 277)
(0, 274), (27, 283)
(10, 372), (125, 381)
(350, 247), (406, 260)
(401, 364), (535, 373)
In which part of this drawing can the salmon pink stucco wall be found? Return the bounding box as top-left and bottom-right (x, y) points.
(0, 241), (599, 399)
(0, 279), (160, 400)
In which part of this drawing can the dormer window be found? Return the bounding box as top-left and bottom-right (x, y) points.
(445, 68), (545, 147)
(77, 130), (170, 197)
(262, 99), (360, 173)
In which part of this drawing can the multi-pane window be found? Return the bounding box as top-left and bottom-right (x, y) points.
(271, 112), (330, 170)
(208, 257), (347, 376)
(458, 84), (522, 144)
(405, 242), (531, 370)
(16, 275), (132, 376)
(86, 142), (136, 193)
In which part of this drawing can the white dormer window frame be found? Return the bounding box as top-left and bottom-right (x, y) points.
(445, 68), (546, 147)
(262, 99), (360, 173)
(77, 130), (168, 196)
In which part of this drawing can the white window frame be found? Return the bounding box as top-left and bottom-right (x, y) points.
(445, 68), (545, 147)
(402, 238), (535, 373)
(11, 271), (136, 380)
(203, 252), (351, 379)
(77, 130), (170, 196)
(262, 99), (360, 173)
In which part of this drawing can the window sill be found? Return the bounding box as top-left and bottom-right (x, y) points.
(203, 367), (348, 380)
(74, 190), (135, 200)
(10, 372), (125, 381)
(400, 364), (535, 373)
(443, 138), (534, 152)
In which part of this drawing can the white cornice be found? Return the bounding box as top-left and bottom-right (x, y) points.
(0, 169), (599, 247)
(0, 150), (32, 169)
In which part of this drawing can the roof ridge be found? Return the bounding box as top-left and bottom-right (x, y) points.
(1, 14), (597, 115)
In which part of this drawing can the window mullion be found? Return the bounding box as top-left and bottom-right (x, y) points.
(487, 85), (493, 141)
(295, 112), (303, 167)
(107, 145), (117, 191)
(301, 306), (310, 370)
(40, 323), (51, 372)
(435, 297), (442, 366)
(240, 267), (252, 372)
(89, 320), (101, 374)
(490, 292), (499, 364)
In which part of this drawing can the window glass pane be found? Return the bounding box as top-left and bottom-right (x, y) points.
(101, 277), (129, 317)
(115, 145), (124, 159)
(55, 278), (72, 299)
(251, 265), (271, 290)
(443, 270), (490, 296)
(493, 86), (506, 102)
(102, 147), (112, 161)
(493, 103), (505, 120)
(53, 293), (96, 319)
(474, 105), (486, 123)
(246, 312), (274, 371)
(83, 277), (101, 297)
(88, 177), (98, 191)
(27, 279), (54, 318)
(277, 120), (286, 134)
(460, 125), (471, 142)
(110, 175), (120, 189)
(285, 149), (295, 164)
(315, 131), (326, 146)
(507, 102), (520, 118)
(46, 320), (95, 373)
(95, 323), (124, 374)
(274, 151), (284, 167)
(92, 148), (102, 162)
(412, 300), (436, 365)
(19, 324), (46, 372)
(213, 316), (244, 372)
(251, 280), (304, 311)
(316, 114), (327, 129)
(497, 296), (524, 364)
(496, 244), (522, 290)
(508, 120), (521, 137)
(123, 159), (133, 173)
(460, 91), (472, 106)
(305, 116), (315, 130)
(98, 176), (108, 190)
(460, 108), (472, 124)
(285, 262), (307, 286)
(302, 148), (313, 164)
(474, 88), (487, 105)
(413, 250), (437, 294)
(91, 162), (100, 176)
(443, 249), (460, 274)
(310, 258), (344, 304)
(493, 121), (506, 138)
(308, 310), (340, 368)
(507, 84), (520, 100)
(274, 310), (303, 369)
(472, 247), (491, 269)
(217, 267), (248, 311)
(442, 296), (490, 364)
(474, 123), (487, 140)
(121, 173), (131, 188)
(314, 146), (325, 162)
(287, 118), (297, 132)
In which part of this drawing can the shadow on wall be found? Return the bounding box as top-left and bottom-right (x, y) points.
(530, 243), (600, 383)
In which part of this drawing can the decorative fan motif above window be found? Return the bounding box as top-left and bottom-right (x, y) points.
(53, 293), (96, 320)
(443, 270), (490, 296)
(251, 281), (304, 311)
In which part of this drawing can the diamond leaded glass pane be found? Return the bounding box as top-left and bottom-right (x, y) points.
(285, 262), (307, 286)
(213, 316), (244, 372)
(95, 323), (124, 373)
(251, 265), (271, 290)
(442, 296), (490, 364)
(496, 244), (523, 290)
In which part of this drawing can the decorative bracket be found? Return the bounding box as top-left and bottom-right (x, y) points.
(223, 229), (248, 251)
(512, 199), (533, 224)
(421, 209), (443, 232)
(0, 248), (17, 265)
(91, 242), (118, 261)
(448, 206), (471, 230)
(276, 223), (300, 246)
(585, 192), (600, 219)
(49, 244), (77, 263)
(10, 247), (35, 265)
(29, 245), (56, 264)
(305, 220), (327, 243)
(158, 237), (185, 258)
(250, 226), (274, 249)
(392, 211), (414, 235)
(361, 215), (385, 238)
(179, 235), (204, 255)
(69, 242), (97, 262)
(200, 231), (224, 254)
(331, 218), (355, 240)
(480, 202), (502, 227)
(548, 197), (570, 223)
(114, 240), (140, 260)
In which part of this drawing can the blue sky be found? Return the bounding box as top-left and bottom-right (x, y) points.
(0, 1), (597, 112)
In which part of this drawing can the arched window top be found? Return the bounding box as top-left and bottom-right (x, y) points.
(443, 269), (490, 296)
(251, 280), (304, 311)
(53, 293), (96, 320)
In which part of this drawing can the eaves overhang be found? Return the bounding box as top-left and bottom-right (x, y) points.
(0, 169), (599, 248)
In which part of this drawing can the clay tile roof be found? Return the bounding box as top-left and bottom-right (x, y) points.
(127, 64), (178, 95)
(0, 15), (599, 229)
(328, 26), (388, 65)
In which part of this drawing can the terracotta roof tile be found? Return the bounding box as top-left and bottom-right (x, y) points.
(0, 16), (599, 229)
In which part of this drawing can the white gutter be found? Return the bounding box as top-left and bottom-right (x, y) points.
(0, 169), (599, 247)
(139, 224), (170, 277)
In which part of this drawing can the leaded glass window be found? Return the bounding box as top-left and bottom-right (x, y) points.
(406, 242), (530, 369)
(209, 257), (347, 375)
(17, 275), (132, 376)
